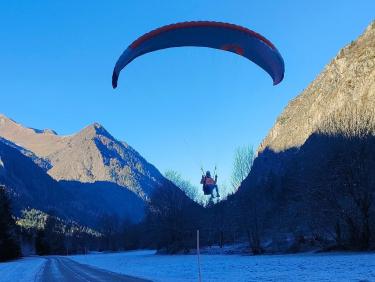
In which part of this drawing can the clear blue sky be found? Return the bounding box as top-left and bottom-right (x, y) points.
(1, 1), (374, 188)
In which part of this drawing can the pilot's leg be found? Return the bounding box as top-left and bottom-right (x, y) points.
(215, 185), (220, 197)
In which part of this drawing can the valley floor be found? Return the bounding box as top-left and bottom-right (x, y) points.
(0, 257), (45, 282)
(70, 250), (375, 282)
(1, 250), (375, 281)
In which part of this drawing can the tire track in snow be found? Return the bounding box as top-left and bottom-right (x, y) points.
(38, 256), (151, 282)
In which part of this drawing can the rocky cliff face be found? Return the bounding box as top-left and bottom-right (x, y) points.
(237, 21), (375, 241)
(241, 21), (375, 187)
(259, 21), (375, 154)
(0, 115), (164, 199)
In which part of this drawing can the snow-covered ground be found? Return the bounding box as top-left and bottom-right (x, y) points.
(0, 251), (374, 281)
(0, 257), (46, 282)
(70, 250), (375, 282)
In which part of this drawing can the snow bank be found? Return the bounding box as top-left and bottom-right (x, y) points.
(70, 250), (375, 281)
(0, 257), (46, 282)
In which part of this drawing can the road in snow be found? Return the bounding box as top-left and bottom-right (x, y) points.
(0, 256), (150, 282)
(39, 256), (150, 282)
(70, 250), (375, 282)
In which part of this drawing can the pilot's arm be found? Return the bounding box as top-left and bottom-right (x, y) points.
(200, 176), (205, 184)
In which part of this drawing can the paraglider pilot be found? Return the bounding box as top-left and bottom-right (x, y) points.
(201, 171), (220, 198)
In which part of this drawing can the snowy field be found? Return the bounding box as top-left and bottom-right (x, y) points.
(0, 257), (46, 282)
(70, 250), (375, 282)
(0, 251), (374, 281)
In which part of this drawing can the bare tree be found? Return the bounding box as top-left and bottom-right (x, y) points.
(165, 170), (201, 202)
(303, 105), (375, 250)
(231, 145), (255, 190)
(145, 180), (201, 253)
(236, 188), (265, 254)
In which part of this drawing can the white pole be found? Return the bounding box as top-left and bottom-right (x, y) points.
(197, 230), (202, 282)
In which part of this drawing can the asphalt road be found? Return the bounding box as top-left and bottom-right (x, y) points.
(38, 256), (151, 282)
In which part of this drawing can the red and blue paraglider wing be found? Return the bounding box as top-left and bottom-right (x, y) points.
(112, 21), (284, 88)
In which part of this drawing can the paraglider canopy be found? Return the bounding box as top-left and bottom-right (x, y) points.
(112, 21), (284, 88)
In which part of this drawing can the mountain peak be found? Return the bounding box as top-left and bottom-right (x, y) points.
(0, 114), (57, 136)
(0, 114), (164, 199)
(80, 122), (113, 140)
(92, 122), (103, 129)
(43, 129), (58, 135)
(0, 114), (15, 124)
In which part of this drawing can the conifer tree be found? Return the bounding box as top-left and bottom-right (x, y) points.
(0, 185), (21, 261)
